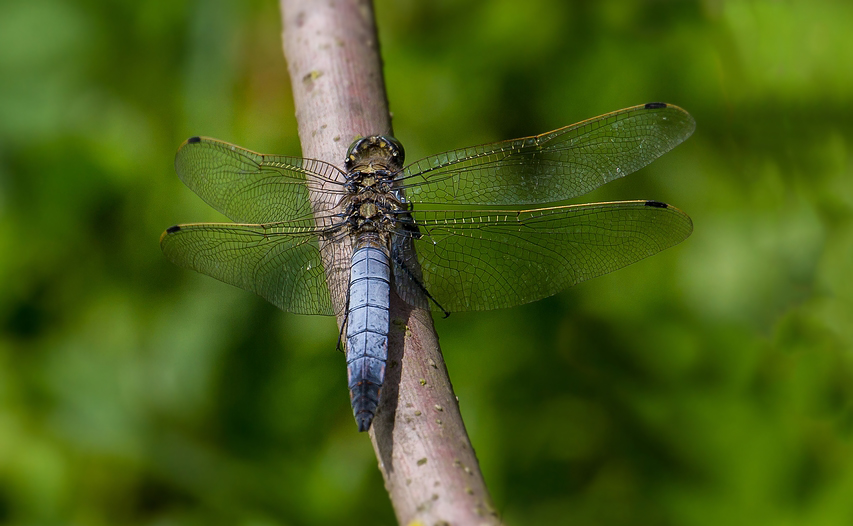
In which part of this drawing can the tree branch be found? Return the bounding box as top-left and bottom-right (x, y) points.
(280, 1), (499, 523)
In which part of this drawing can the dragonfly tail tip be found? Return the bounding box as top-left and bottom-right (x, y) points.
(356, 412), (374, 432)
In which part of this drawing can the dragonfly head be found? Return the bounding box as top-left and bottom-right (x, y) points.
(345, 135), (405, 173)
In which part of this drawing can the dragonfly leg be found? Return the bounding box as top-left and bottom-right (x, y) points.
(393, 252), (451, 318)
(336, 286), (351, 354)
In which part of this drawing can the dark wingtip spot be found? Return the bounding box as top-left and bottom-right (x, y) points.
(645, 200), (669, 208)
(166, 225), (182, 233)
(187, 136), (201, 144)
(644, 102), (668, 109)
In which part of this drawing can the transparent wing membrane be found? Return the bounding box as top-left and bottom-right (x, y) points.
(399, 103), (695, 206)
(160, 219), (347, 316)
(399, 201), (692, 312)
(174, 137), (346, 224)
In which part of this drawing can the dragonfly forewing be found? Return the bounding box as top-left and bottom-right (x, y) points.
(175, 137), (347, 224)
(399, 103), (695, 206)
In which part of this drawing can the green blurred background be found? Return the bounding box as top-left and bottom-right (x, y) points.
(1, 0), (851, 524)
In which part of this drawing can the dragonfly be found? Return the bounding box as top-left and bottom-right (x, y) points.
(160, 102), (695, 432)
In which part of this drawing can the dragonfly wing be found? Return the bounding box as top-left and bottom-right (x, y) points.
(174, 137), (346, 224)
(401, 201), (692, 312)
(160, 220), (347, 316)
(399, 103), (695, 206)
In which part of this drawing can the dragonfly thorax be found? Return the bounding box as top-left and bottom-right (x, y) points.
(358, 202), (380, 221)
(346, 172), (394, 194)
(343, 189), (404, 234)
(340, 136), (408, 239)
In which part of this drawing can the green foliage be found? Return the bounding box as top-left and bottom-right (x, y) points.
(1, 0), (851, 524)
